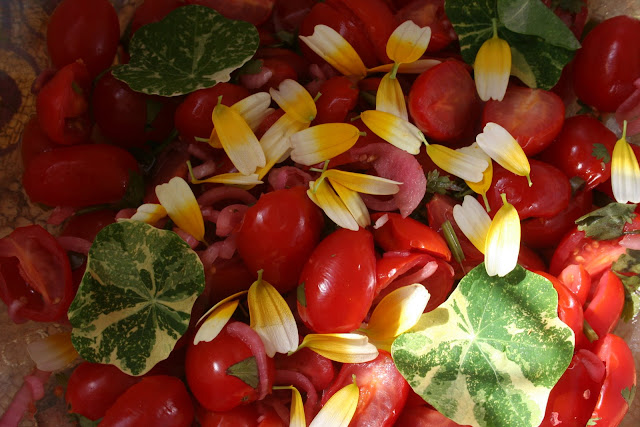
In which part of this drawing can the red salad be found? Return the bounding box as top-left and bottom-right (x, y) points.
(2, 0), (640, 426)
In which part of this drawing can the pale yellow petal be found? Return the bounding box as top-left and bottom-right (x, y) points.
(457, 143), (494, 208)
(248, 276), (299, 357)
(386, 20), (431, 64)
(367, 59), (441, 74)
(290, 123), (360, 166)
(484, 194), (521, 277)
(308, 180), (359, 231)
(377, 72), (408, 121)
(323, 169), (400, 195)
(476, 122), (531, 185)
(155, 177), (205, 241)
(452, 195), (492, 254)
(427, 144), (488, 183)
(611, 136), (640, 204)
(329, 180), (370, 229)
(27, 332), (78, 372)
(232, 92), (274, 130)
(310, 380), (359, 427)
(299, 25), (367, 79)
(360, 110), (422, 155)
(213, 103), (266, 175)
(290, 387), (306, 427)
(297, 333), (378, 363)
(128, 203), (168, 224)
(474, 35), (511, 102)
(191, 172), (263, 186)
(193, 299), (239, 345)
(363, 284), (430, 341)
(261, 113), (310, 167)
(270, 79), (317, 124)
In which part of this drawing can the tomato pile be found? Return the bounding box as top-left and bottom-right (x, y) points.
(1, 0), (640, 426)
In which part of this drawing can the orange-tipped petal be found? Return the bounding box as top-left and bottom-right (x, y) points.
(290, 123), (360, 165)
(299, 25), (367, 79)
(270, 79), (317, 124)
(476, 122), (531, 185)
(329, 180), (370, 229)
(452, 195), (492, 254)
(155, 177), (205, 241)
(377, 72), (408, 120)
(307, 179), (359, 231)
(296, 333), (378, 363)
(128, 203), (168, 224)
(367, 59), (441, 74)
(386, 20), (431, 64)
(360, 110), (422, 154)
(474, 34), (511, 101)
(426, 144), (488, 183)
(484, 194), (521, 277)
(611, 126), (640, 203)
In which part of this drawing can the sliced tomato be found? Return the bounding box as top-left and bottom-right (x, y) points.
(395, 405), (469, 427)
(558, 264), (592, 307)
(583, 271), (624, 341)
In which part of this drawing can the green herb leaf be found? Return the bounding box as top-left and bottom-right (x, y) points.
(612, 249), (640, 322)
(392, 264), (574, 427)
(592, 143), (611, 164)
(68, 221), (205, 376)
(426, 170), (466, 195)
(622, 385), (636, 406)
(227, 356), (259, 388)
(112, 5), (259, 96)
(575, 203), (637, 240)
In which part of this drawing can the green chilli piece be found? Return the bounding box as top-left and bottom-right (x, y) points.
(392, 263), (574, 427)
(112, 5), (259, 96)
(68, 221), (205, 376)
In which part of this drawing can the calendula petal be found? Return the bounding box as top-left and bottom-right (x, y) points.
(155, 177), (205, 241)
(323, 169), (401, 195)
(457, 143), (494, 206)
(27, 332), (78, 372)
(426, 144), (488, 183)
(193, 299), (239, 345)
(474, 35), (511, 102)
(386, 20), (431, 64)
(290, 123), (360, 165)
(476, 122), (531, 184)
(259, 113), (310, 173)
(611, 136), (640, 203)
(213, 103), (266, 175)
(329, 180), (370, 229)
(299, 25), (367, 79)
(209, 93), (273, 149)
(191, 172), (263, 186)
(297, 333), (379, 363)
(377, 72), (408, 120)
(309, 380), (359, 427)
(288, 387), (306, 427)
(484, 195), (521, 277)
(308, 180), (359, 231)
(128, 203), (168, 224)
(248, 277), (299, 357)
(270, 79), (317, 124)
(367, 59), (441, 74)
(452, 195), (492, 254)
(360, 110), (422, 155)
(363, 284), (430, 341)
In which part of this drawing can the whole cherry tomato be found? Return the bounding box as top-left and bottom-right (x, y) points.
(273, 0), (315, 32)
(197, 404), (259, 427)
(20, 116), (58, 170)
(23, 144), (140, 208)
(187, 0), (275, 26)
(236, 186), (324, 292)
(395, 405), (468, 427)
(297, 228), (376, 333)
(46, 0), (120, 77)
(395, 0), (457, 52)
(100, 375), (194, 427)
(130, 0), (185, 34)
(312, 76), (359, 125)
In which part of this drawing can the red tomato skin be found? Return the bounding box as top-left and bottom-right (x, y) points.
(0, 225), (73, 322)
(395, 405), (468, 427)
(395, 0), (457, 52)
(312, 76), (359, 125)
(100, 375), (194, 427)
(198, 404), (259, 427)
(408, 60), (481, 142)
(583, 271), (624, 340)
(20, 116), (59, 170)
(65, 362), (139, 421)
(273, 0), (315, 33)
(236, 187), (324, 292)
(274, 347), (336, 391)
(573, 15), (640, 112)
(187, 0), (275, 26)
(61, 210), (117, 243)
(46, 0), (120, 77)
(23, 144), (140, 208)
(481, 86), (565, 156)
(321, 351), (409, 427)
(297, 228), (377, 333)
(539, 115), (617, 191)
(131, 0), (185, 34)
(558, 264), (591, 307)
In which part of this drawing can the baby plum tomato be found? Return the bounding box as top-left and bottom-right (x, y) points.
(481, 86), (565, 156)
(20, 116), (58, 170)
(46, 0), (120, 78)
(395, 0), (457, 52)
(297, 228), (376, 333)
(197, 404), (260, 427)
(584, 271), (625, 340)
(312, 76), (359, 125)
(236, 186), (324, 292)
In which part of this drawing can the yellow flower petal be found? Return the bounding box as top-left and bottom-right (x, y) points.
(299, 25), (367, 79)
(257, 113), (311, 180)
(427, 144), (488, 183)
(209, 92), (273, 149)
(290, 123), (360, 166)
(276, 386), (305, 427)
(360, 110), (422, 155)
(308, 180), (359, 231)
(476, 122), (531, 185)
(452, 195), (492, 254)
(474, 34), (511, 102)
(386, 20), (431, 64)
(310, 378), (359, 427)
(155, 177), (205, 241)
(377, 72), (408, 121)
(323, 169), (401, 195)
(190, 172), (263, 186)
(270, 79), (317, 124)
(212, 103), (266, 175)
(367, 59), (441, 74)
(128, 203), (168, 224)
(248, 274), (299, 357)
(363, 284), (430, 341)
(611, 129), (640, 204)
(193, 299), (239, 345)
(457, 143), (494, 210)
(27, 332), (78, 372)
(329, 180), (370, 229)
(297, 333), (378, 363)
(484, 194), (521, 277)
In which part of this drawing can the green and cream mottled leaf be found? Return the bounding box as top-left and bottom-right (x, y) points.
(68, 221), (205, 376)
(112, 5), (259, 96)
(391, 264), (574, 427)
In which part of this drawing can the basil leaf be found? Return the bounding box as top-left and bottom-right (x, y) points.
(612, 249), (640, 322)
(68, 221), (205, 376)
(392, 264), (574, 427)
(112, 5), (259, 96)
(575, 203), (637, 240)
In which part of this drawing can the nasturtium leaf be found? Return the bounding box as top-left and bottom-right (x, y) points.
(68, 221), (205, 376)
(575, 203), (636, 240)
(391, 264), (574, 427)
(112, 5), (259, 96)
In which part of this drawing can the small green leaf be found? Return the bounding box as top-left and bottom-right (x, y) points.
(592, 143), (611, 164)
(575, 203), (637, 240)
(68, 221), (205, 376)
(392, 264), (574, 427)
(622, 385), (636, 406)
(426, 170), (466, 195)
(112, 5), (259, 96)
(227, 356), (259, 389)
